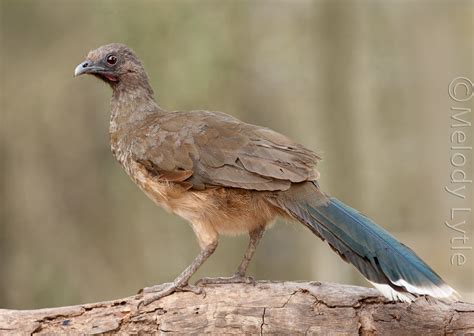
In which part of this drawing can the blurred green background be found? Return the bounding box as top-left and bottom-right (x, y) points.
(1, 0), (472, 309)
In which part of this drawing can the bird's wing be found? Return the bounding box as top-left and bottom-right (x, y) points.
(130, 110), (320, 191)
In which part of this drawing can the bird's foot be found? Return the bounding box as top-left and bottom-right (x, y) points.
(195, 273), (255, 286)
(138, 282), (203, 308)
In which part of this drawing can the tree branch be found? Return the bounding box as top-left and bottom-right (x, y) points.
(0, 281), (472, 335)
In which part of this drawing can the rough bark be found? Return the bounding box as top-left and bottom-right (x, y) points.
(0, 281), (472, 335)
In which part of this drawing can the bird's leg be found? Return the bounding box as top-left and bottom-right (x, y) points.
(235, 227), (265, 277)
(196, 227), (265, 285)
(139, 240), (218, 306)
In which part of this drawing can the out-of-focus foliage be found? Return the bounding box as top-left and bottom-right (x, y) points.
(0, 0), (472, 308)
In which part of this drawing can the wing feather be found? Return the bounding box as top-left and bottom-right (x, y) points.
(129, 110), (320, 191)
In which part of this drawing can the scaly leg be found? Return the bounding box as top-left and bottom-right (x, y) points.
(196, 227), (265, 285)
(139, 240), (218, 306)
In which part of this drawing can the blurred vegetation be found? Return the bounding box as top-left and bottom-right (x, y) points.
(0, 0), (472, 309)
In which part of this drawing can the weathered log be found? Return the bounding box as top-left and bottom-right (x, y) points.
(0, 281), (472, 335)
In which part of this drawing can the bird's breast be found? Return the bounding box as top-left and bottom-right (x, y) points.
(121, 159), (177, 212)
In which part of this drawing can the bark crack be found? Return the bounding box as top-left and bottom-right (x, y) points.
(281, 290), (299, 308)
(260, 307), (266, 336)
(444, 310), (456, 335)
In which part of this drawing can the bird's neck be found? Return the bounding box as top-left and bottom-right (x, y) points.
(109, 83), (165, 134)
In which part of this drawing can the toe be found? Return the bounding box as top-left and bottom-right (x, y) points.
(195, 275), (255, 285)
(139, 283), (205, 308)
(139, 283), (170, 294)
(177, 284), (203, 295)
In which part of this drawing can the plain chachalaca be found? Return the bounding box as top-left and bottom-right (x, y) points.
(74, 43), (459, 306)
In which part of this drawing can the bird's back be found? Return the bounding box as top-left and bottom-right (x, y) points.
(117, 110), (320, 191)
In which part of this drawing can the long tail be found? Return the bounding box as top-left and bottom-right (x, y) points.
(274, 183), (459, 302)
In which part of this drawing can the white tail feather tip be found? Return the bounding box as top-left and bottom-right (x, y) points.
(369, 281), (460, 303)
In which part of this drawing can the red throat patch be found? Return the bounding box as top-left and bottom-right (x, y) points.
(104, 74), (118, 82)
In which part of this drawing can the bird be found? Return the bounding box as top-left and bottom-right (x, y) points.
(74, 43), (459, 306)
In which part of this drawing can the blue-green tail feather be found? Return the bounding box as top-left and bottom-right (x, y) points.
(278, 184), (458, 302)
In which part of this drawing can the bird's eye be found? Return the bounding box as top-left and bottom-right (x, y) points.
(106, 55), (117, 65)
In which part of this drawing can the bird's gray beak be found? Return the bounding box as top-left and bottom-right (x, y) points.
(74, 61), (90, 77)
(74, 60), (106, 77)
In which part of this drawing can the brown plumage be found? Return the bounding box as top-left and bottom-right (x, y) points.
(74, 43), (458, 306)
(76, 43), (321, 249)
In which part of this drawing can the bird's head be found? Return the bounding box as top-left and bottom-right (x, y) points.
(74, 43), (151, 92)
